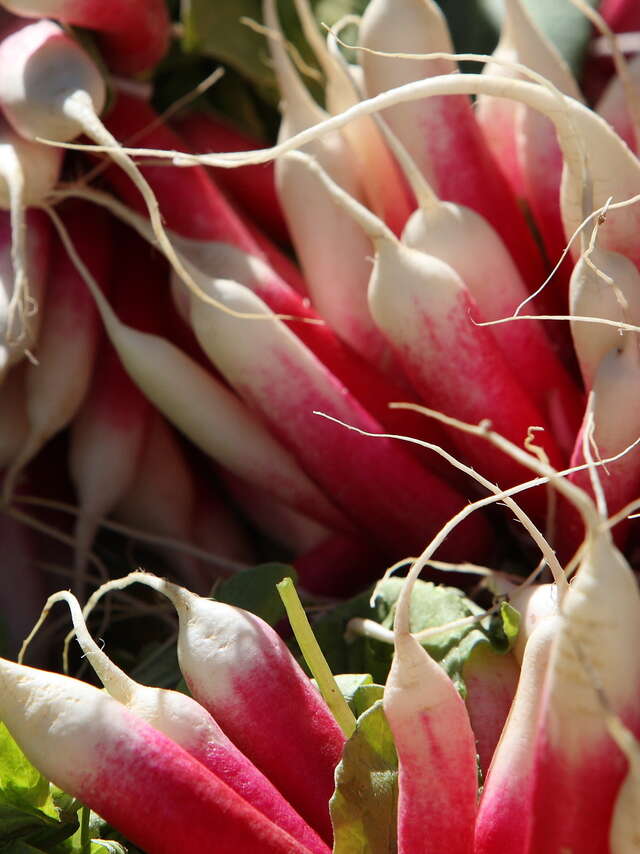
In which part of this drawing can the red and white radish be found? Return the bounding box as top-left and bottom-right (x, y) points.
(285, 150), (565, 520)
(23, 589), (330, 854)
(188, 275), (492, 558)
(0, 656), (313, 853)
(84, 571), (347, 843)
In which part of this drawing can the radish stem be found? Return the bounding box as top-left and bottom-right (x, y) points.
(277, 577), (356, 738)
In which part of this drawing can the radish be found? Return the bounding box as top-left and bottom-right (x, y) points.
(0, 656), (315, 853)
(262, 0), (396, 374)
(3, 202), (111, 500)
(357, 0), (547, 290)
(0, 0), (170, 73)
(600, 0), (640, 30)
(187, 275), (492, 558)
(220, 471), (334, 554)
(22, 589), (330, 854)
(0, 511), (43, 659)
(474, 616), (561, 853)
(83, 571), (347, 843)
(47, 205), (349, 534)
(285, 151), (565, 519)
(392, 127), (583, 452)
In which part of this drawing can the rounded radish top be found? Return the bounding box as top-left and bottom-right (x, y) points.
(0, 20), (105, 141)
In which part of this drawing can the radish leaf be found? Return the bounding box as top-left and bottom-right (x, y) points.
(330, 697), (398, 854)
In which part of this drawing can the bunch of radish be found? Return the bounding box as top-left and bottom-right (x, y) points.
(1, 0), (640, 849)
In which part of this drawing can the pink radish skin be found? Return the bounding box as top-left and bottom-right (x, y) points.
(569, 245), (640, 390)
(0, 0), (170, 73)
(402, 195), (584, 452)
(358, 0), (547, 290)
(462, 645), (520, 779)
(264, 0), (395, 374)
(78, 192), (454, 470)
(89, 573), (347, 843)
(188, 276), (493, 559)
(474, 616), (560, 854)
(290, 0), (414, 235)
(45, 591), (330, 854)
(102, 93), (302, 293)
(175, 113), (290, 246)
(6, 204), (111, 497)
(52, 217), (350, 534)
(0, 658), (314, 854)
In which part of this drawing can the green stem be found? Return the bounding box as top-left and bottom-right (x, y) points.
(277, 577), (356, 738)
(80, 804), (91, 852)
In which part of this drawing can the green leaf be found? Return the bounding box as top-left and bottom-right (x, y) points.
(330, 700), (398, 854)
(181, 0), (368, 105)
(215, 562), (298, 626)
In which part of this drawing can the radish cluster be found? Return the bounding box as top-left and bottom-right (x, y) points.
(1, 0), (640, 851)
